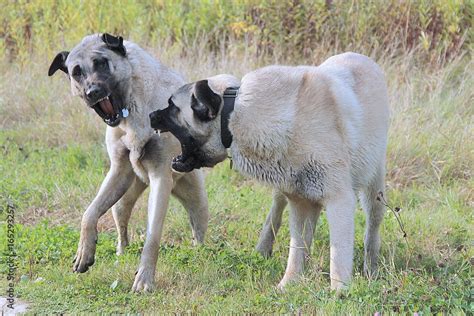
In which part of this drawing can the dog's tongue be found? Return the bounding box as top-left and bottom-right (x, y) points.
(99, 98), (115, 116)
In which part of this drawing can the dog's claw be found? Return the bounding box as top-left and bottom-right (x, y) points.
(73, 231), (98, 274)
(73, 256), (94, 273)
(132, 266), (156, 293)
(257, 248), (273, 258)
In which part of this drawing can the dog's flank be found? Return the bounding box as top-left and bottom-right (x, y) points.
(49, 33), (209, 292)
(150, 52), (389, 291)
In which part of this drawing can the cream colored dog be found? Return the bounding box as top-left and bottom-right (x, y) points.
(150, 52), (389, 291)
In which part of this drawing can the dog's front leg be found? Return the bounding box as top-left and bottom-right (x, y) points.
(132, 174), (173, 292)
(73, 162), (135, 273)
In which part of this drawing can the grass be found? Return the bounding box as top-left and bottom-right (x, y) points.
(0, 2), (473, 312)
(0, 156), (471, 313)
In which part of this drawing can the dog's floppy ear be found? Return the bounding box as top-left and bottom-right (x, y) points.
(192, 80), (222, 121)
(101, 33), (127, 57)
(48, 51), (69, 76)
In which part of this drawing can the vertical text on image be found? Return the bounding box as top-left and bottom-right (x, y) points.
(4, 200), (16, 309)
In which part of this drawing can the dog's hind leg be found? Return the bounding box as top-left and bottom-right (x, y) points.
(256, 189), (287, 257)
(278, 196), (321, 290)
(326, 188), (356, 291)
(360, 164), (386, 277)
(172, 171), (209, 245)
(112, 176), (147, 255)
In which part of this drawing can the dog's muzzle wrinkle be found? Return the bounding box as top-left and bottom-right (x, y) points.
(86, 85), (104, 101)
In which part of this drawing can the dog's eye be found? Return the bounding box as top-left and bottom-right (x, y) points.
(93, 58), (108, 70)
(168, 98), (180, 112)
(72, 65), (82, 78)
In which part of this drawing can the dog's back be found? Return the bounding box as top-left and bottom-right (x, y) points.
(231, 52), (389, 198)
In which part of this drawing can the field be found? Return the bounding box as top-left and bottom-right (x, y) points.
(0, 0), (473, 314)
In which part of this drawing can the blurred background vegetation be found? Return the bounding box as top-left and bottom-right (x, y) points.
(1, 0), (472, 64)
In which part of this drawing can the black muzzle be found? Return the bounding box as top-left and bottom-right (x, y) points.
(149, 108), (206, 173)
(149, 108), (171, 132)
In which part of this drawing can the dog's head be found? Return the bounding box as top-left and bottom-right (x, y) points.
(149, 75), (240, 172)
(48, 33), (132, 127)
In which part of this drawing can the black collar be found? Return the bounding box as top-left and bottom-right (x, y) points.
(221, 87), (239, 148)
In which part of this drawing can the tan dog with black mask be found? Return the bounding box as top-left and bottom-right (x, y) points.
(150, 52), (390, 291)
(49, 33), (210, 292)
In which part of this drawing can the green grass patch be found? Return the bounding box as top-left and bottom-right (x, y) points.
(0, 141), (471, 313)
(0, 134), (106, 218)
(1, 211), (471, 314)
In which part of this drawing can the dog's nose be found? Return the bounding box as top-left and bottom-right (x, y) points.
(150, 110), (171, 133)
(149, 110), (159, 123)
(149, 111), (157, 120)
(85, 85), (101, 100)
(149, 110), (166, 129)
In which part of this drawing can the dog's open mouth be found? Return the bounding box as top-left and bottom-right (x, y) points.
(154, 127), (169, 133)
(172, 153), (200, 173)
(171, 145), (218, 173)
(92, 95), (125, 127)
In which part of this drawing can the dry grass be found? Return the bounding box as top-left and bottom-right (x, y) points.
(1, 40), (472, 191)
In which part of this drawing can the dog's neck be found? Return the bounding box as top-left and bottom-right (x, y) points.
(221, 87), (239, 148)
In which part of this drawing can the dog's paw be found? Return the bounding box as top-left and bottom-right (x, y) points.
(116, 239), (128, 256)
(72, 233), (97, 273)
(255, 243), (273, 258)
(116, 245), (125, 256)
(363, 259), (379, 279)
(330, 279), (349, 296)
(276, 279), (289, 292)
(132, 266), (156, 292)
(277, 273), (300, 292)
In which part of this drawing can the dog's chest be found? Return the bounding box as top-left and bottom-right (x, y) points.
(120, 131), (151, 184)
(231, 149), (326, 200)
(129, 148), (149, 183)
